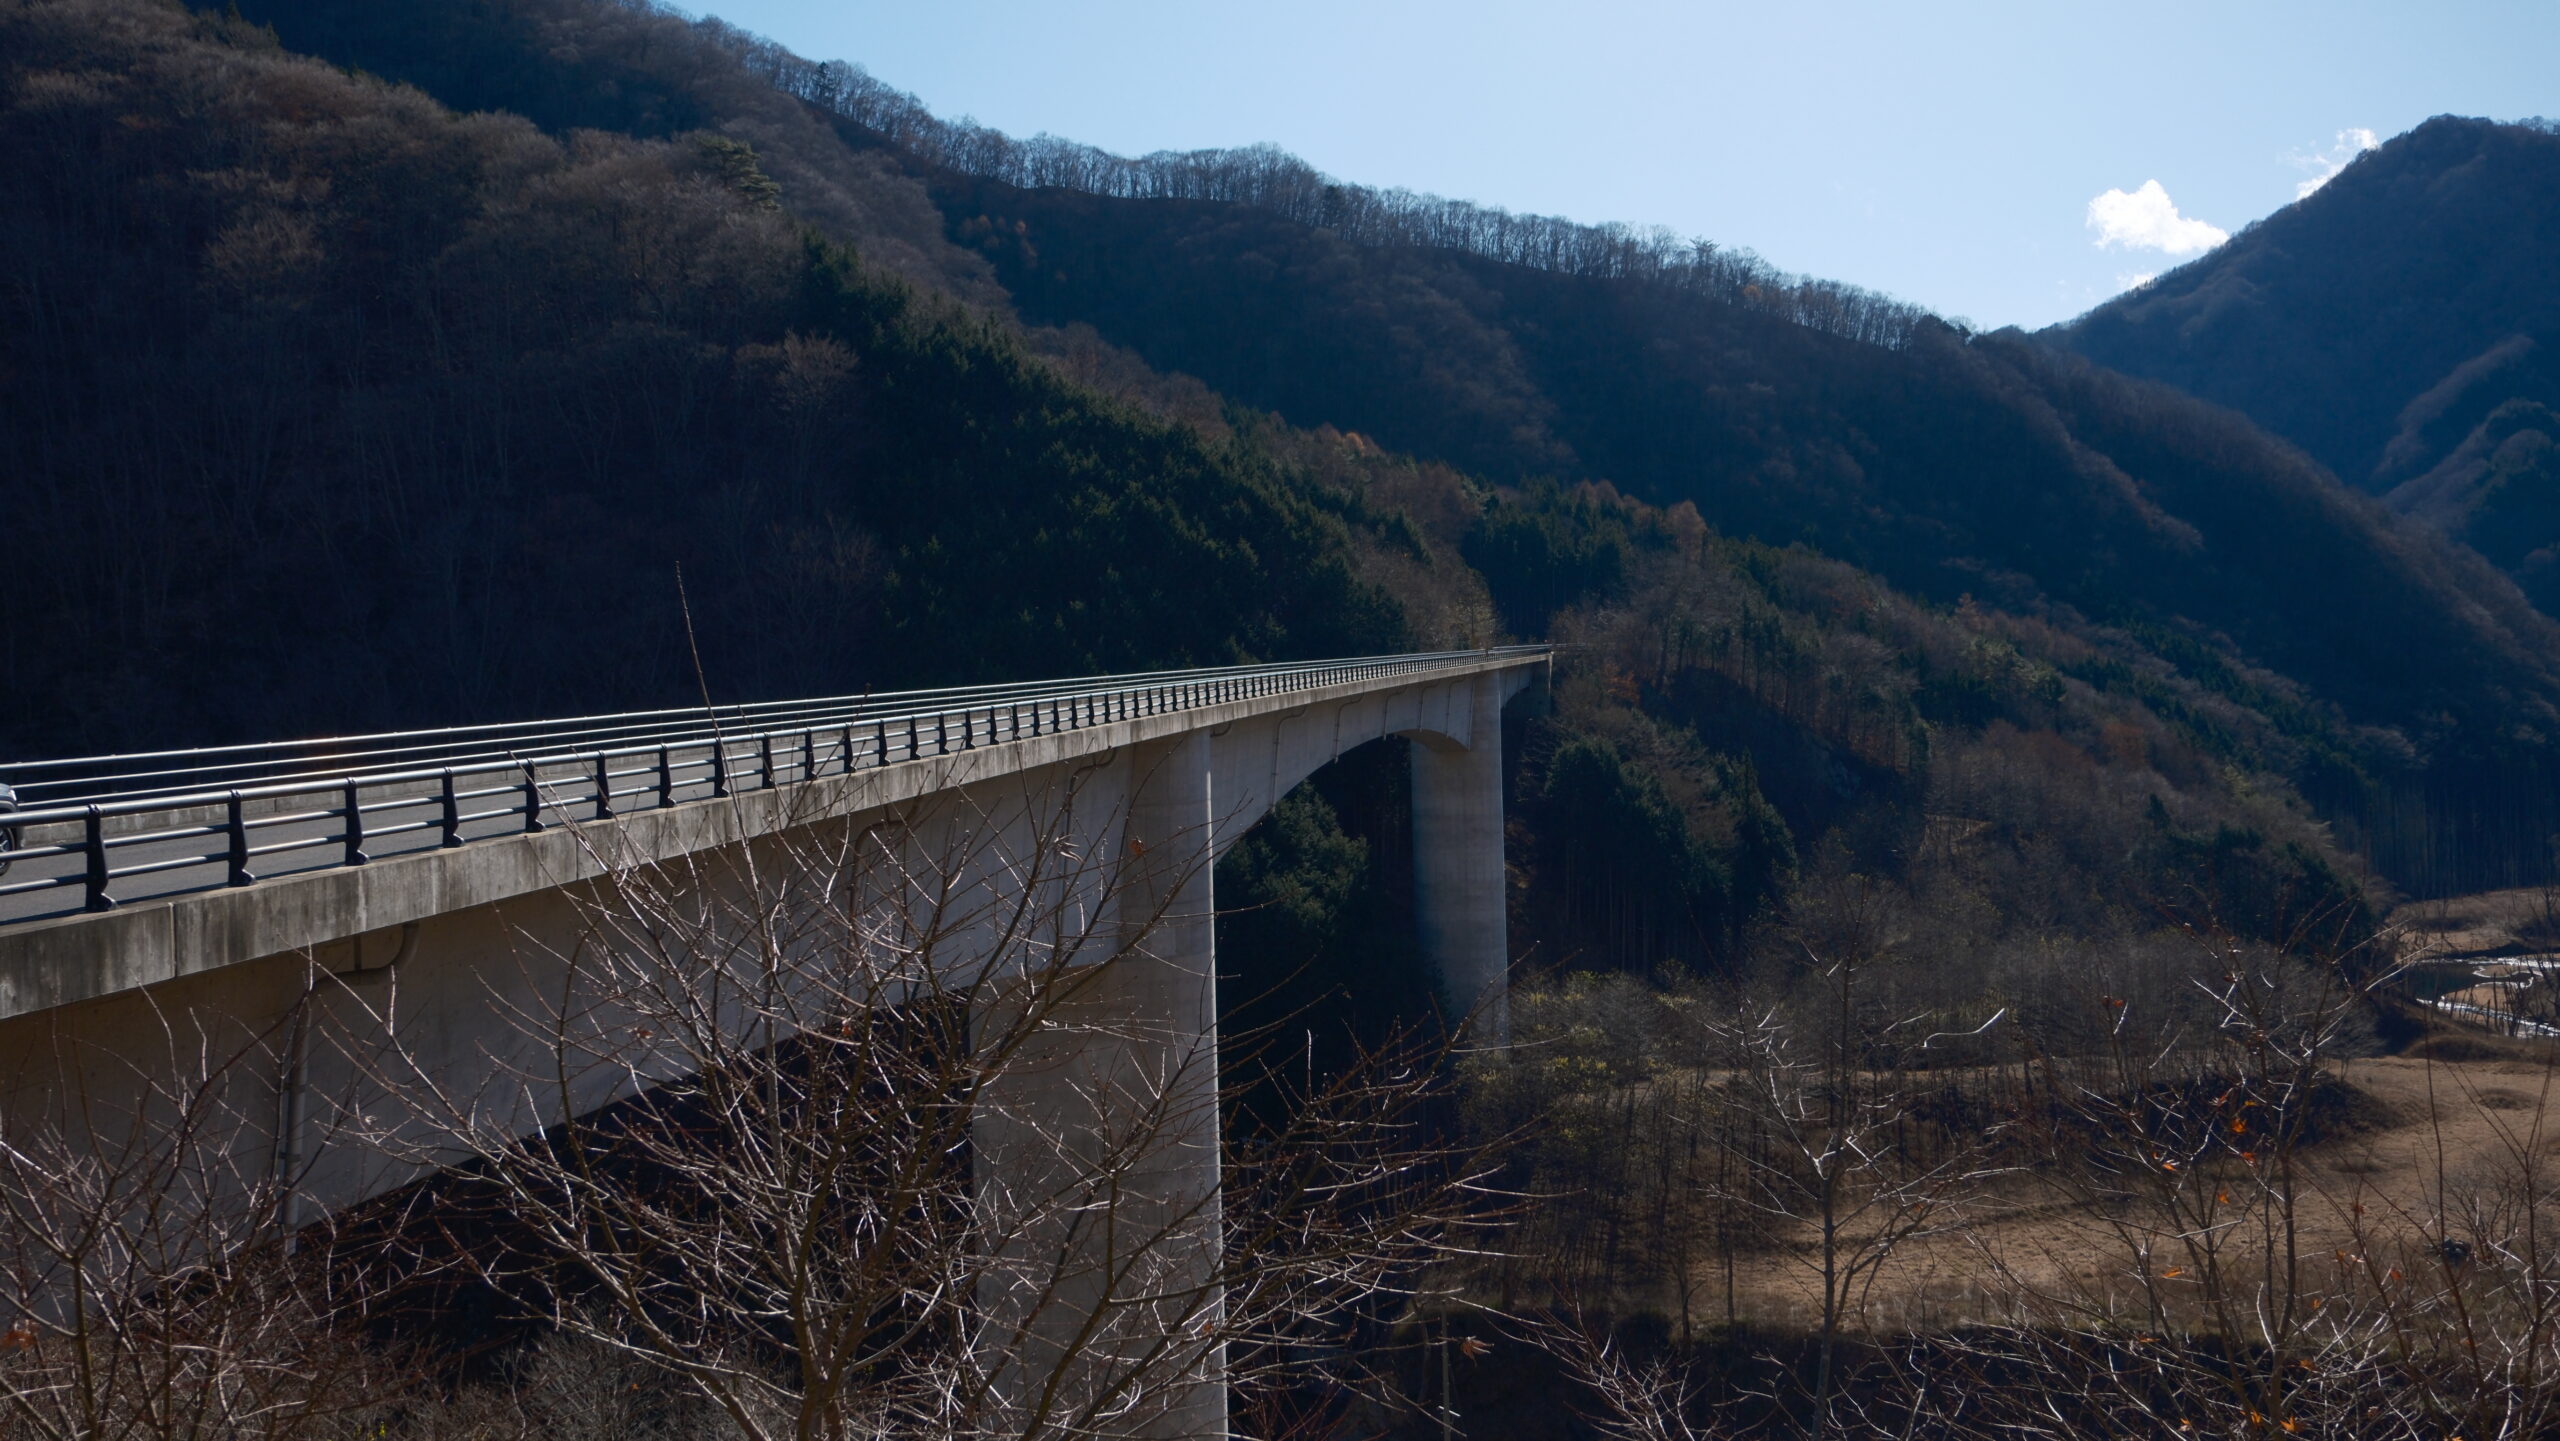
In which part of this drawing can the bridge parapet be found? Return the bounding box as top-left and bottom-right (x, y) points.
(0, 649), (1547, 1021)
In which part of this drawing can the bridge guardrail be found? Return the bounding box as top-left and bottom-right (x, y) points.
(0, 648), (1547, 918)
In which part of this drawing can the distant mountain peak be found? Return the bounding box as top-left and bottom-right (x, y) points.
(2053, 115), (2560, 494)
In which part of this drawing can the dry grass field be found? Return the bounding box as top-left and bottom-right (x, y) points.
(1703, 1032), (2560, 1335)
(2393, 886), (2560, 961)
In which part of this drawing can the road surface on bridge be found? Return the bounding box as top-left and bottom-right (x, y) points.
(0, 649), (1546, 928)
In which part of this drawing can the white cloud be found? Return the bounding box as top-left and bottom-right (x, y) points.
(2291, 127), (2380, 199)
(2085, 180), (2229, 257)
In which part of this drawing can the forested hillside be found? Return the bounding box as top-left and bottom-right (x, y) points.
(919, 146), (2560, 897)
(8, 0), (2559, 931)
(2059, 117), (2560, 492)
(2058, 118), (2560, 613)
(0, 0), (1403, 754)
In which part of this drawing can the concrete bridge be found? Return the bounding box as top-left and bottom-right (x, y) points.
(0, 647), (1547, 1435)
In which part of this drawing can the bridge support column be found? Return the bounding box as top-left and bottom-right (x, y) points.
(975, 731), (1226, 1438)
(1412, 672), (1510, 1044)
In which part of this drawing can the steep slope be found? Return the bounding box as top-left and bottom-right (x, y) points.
(0, 1), (1401, 754)
(928, 176), (2560, 743)
(226, 0), (2560, 775)
(914, 151), (2560, 894)
(2382, 399), (2560, 614)
(229, 0), (1002, 304)
(2057, 116), (2560, 496)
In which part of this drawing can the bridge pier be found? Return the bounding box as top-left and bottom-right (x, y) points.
(973, 732), (1226, 1437)
(1411, 671), (1510, 1044)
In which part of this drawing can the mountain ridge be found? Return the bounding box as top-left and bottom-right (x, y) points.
(12, 0), (2557, 907)
(2056, 114), (2560, 492)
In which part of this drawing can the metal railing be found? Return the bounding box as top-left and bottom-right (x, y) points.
(0, 648), (1545, 920)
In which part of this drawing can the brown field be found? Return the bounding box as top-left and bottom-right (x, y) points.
(1703, 1027), (2560, 1336)
(2392, 885), (2560, 960)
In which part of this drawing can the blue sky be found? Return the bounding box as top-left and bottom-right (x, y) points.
(699, 1), (2555, 329)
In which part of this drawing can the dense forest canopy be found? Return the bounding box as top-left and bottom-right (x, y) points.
(0, 0), (1403, 753)
(230, 0), (1940, 351)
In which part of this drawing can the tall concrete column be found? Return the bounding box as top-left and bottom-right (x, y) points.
(1411, 672), (1509, 1044)
(974, 731), (1227, 1438)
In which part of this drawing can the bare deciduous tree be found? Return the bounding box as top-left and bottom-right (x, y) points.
(343, 782), (1497, 1440)
(0, 996), (402, 1441)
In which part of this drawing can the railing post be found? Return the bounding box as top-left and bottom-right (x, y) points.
(343, 780), (368, 865)
(802, 728), (816, 782)
(658, 746), (675, 808)
(760, 733), (776, 789)
(593, 752), (614, 820)
(83, 807), (112, 912)
(908, 716), (920, 760)
(937, 713), (949, 755)
(710, 741), (731, 798)
(521, 765), (547, 834)
(439, 770), (462, 848)
(225, 792), (255, 886)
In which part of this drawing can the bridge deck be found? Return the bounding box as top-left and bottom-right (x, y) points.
(0, 649), (1548, 1020)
